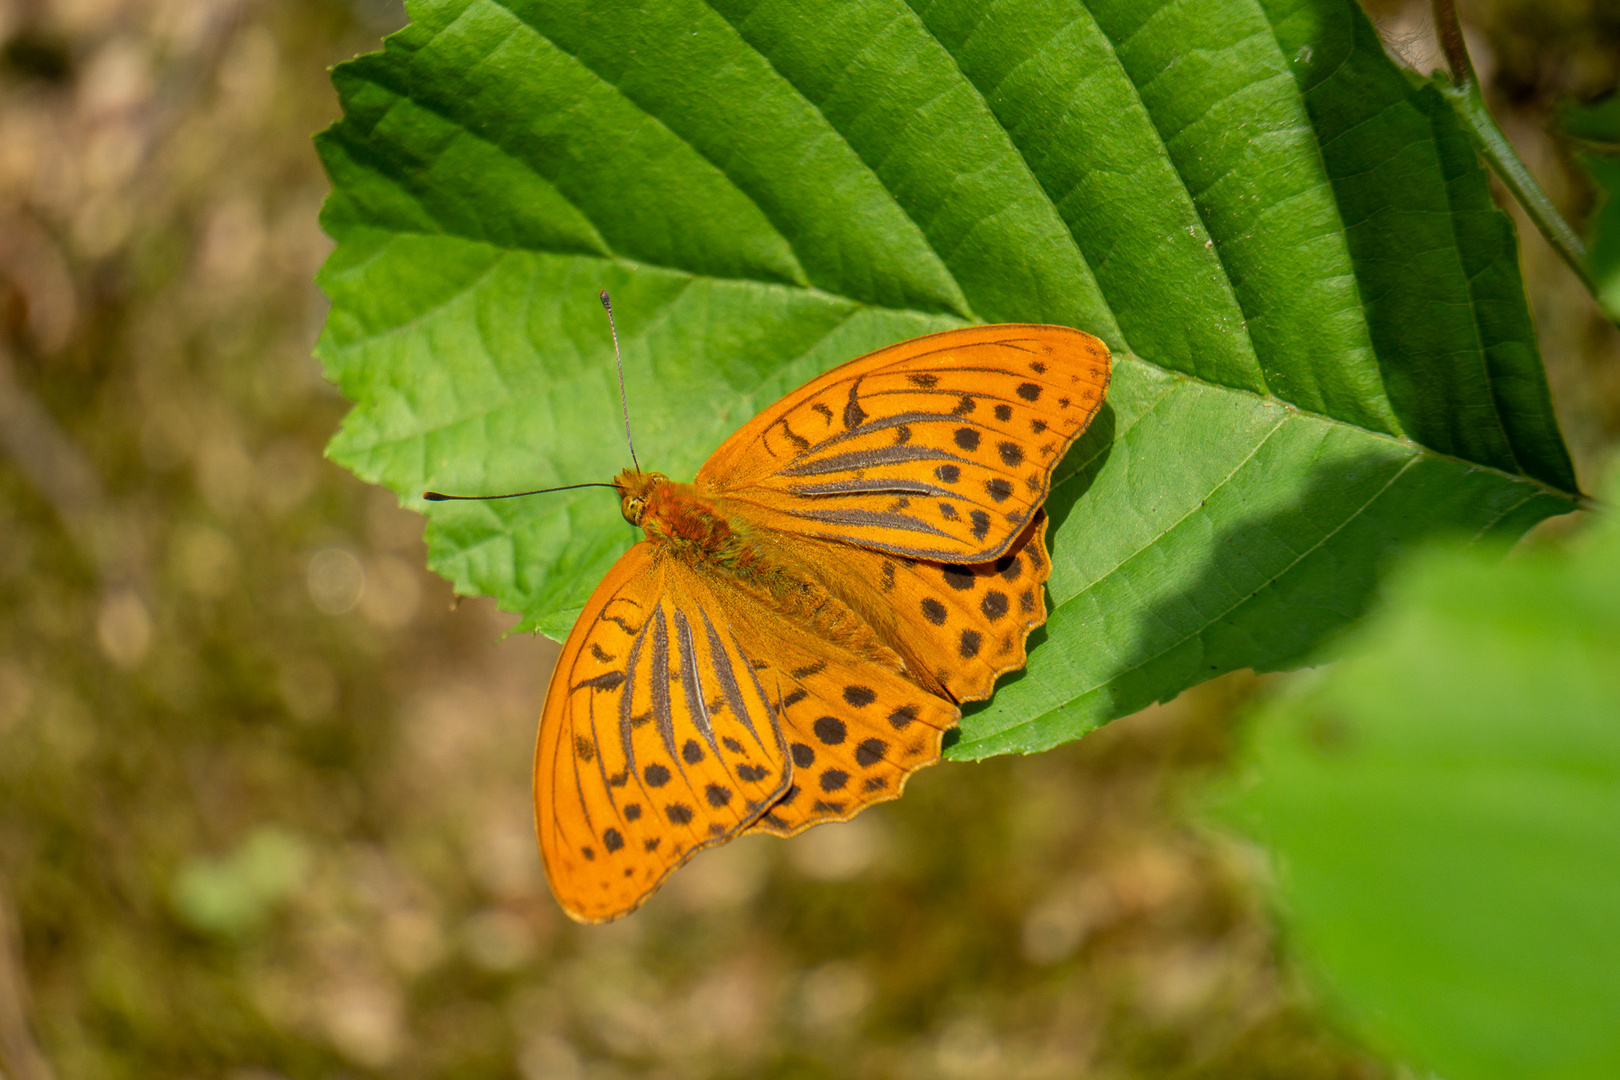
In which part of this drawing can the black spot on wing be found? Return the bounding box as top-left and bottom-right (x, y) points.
(959, 629), (982, 659)
(813, 716), (846, 745)
(856, 739), (887, 767)
(820, 769), (849, 792)
(843, 378), (868, 429)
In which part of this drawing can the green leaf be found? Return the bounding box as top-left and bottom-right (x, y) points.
(315, 0), (1578, 758)
(1563, 97), (1620, 323)
(1561, 94), (1620, 149)
(1583, 154), (1620, 322)
(1208, 485), (1620, 1079)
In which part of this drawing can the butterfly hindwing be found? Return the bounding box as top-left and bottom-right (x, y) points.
(698, 325), (1109, 564)
(535, 545), (792, 923)
(732, 611), (960, 839)
(779, 513), (1052, 706)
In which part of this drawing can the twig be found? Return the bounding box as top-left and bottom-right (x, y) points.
(1430, 0), (1596, 292)
(0, 877), (55, 1080)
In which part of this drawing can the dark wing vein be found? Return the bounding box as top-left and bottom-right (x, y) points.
(701, 609), (772, 756)
(673, 609), (721, 758)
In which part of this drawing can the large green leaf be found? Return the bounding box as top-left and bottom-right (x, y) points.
(315, 0), (1578, 759)
(1208, 486), (1620, 1078)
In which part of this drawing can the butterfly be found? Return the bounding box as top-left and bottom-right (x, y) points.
(526, 322), (1110, 922)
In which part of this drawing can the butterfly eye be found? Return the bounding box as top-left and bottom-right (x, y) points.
(622, 495), (648, 525)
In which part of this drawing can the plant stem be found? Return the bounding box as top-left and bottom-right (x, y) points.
(1431, 0), (1596, 293)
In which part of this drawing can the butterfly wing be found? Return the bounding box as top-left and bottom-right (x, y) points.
(697, 325), (1109, 564)
(535, 543), (794, 923)
(773, 511), (1053, 708)
(740, 512), (1050, 841)
(720, 592), (961, 839)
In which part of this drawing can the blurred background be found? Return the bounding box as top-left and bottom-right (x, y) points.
(0, 0), (1614, 1077)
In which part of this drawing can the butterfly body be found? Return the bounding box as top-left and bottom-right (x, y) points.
(616, 468), (904, 665)
(535, 325), (1111, 922)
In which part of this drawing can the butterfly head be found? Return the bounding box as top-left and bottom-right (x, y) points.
(613, 468), (668, 526)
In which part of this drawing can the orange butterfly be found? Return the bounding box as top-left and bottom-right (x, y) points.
(530, 322), (1109, 922)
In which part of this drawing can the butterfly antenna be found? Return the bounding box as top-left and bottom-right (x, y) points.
(600, 290), (640, 474)
(422, 482), (617, 501)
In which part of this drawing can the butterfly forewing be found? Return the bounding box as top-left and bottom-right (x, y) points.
(698, 325), (1109, 563)
(536, 545), (791, 922)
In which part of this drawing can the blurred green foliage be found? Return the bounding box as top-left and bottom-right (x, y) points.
(172, 827), (313, 938)
(1215, 472), (1620, 1078)
(1562, 95), (1620, 322)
